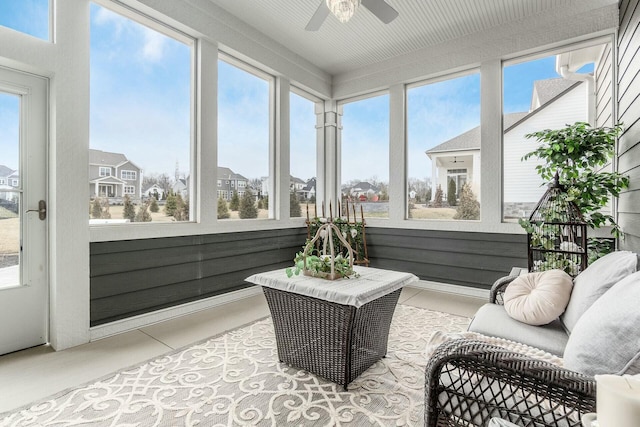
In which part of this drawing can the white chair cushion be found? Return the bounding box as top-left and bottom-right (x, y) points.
(564, 270), (640, 376)
(503, 270), (573, 326)
(561, 251), (638, 332)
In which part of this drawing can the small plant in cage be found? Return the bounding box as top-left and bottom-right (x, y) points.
(520, 176), (587, 276)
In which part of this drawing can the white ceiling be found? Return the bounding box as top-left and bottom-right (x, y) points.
(206, 0), (617, 76)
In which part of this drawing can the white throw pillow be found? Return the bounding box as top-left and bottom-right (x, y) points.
(564, 271), (640, 376)
(503, 270), (573, 326)
(561, 251), (638, 332)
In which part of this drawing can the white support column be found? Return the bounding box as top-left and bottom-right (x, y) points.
(198, 39), (217, 226)
(431, 157), (438, 201)
(480, 59), (503, 224)
(472, 151), (481, 202)
(314, 101), (325, 218)
(389, 84), (406, 221)
(323, 100), (339, 217)
(276, 77), (291, 219)
(49, 0), (91, 350)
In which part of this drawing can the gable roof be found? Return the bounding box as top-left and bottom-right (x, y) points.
(348, 181), (380, 192)
(531, 78), (580, 109)
(290, 176), (306, 185)
(217, 166), (248, 181)
(0, 165), (15, 177)
(89, 149), (128, 166)
(426, 78), (582, 154)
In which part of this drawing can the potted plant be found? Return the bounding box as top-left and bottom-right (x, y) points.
(286, 222), (358, 280)
(520, 121), (629, 262)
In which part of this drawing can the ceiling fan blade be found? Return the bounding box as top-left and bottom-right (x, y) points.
(305, 1), (330, 31)
(362, 0), (398, 24)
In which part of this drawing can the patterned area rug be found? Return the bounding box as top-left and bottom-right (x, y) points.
(0, 305), (469, 426)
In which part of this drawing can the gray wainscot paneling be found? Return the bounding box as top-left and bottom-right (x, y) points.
(618, 0), (640, 253)
(365, 227), (528, 289)
(90, 228), (306, 326)
(91, 226), (528, 326)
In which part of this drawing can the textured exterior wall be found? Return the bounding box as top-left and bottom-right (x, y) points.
(90, 228), (306, 326)
(617, 0), (640, 252)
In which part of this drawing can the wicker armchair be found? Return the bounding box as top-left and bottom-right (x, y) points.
(424, 338), (595, 426)
(424, 276), (597, 427)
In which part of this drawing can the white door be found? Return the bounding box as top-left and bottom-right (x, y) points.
(0, 67), (48, 355)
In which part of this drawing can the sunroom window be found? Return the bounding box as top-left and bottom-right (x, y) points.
(89, 2), (193, 224)
(502, 40), (613, 221)
(339, 92), (390, 219)
(0, 0), (50, 41)
(406, 71), (481, 221)
(217, 55), (273, 220)
(290, 88), (319, 218)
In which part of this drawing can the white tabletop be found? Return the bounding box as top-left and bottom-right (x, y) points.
(245, 266), (419, 308)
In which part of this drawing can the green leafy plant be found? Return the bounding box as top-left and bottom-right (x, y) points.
(523, 122), (629, 237)
(285, 245), (357, 279)
(453, 183), (479, 220)
(307, 217), (368, 265)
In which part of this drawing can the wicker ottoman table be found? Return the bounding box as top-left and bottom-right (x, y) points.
(245, 266), (418, 390)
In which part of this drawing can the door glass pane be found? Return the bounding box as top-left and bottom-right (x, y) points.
(0, 93), (20, 289)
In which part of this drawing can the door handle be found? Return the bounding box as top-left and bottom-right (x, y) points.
(25, 200), (46, 220)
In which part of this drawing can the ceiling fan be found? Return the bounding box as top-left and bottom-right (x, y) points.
(306, 0), (399, 31)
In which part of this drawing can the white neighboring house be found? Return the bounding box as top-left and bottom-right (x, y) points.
(143, 184), (165, 200)
(301, 178), (316, 200)
(344, 181), (381, 201)
(503, 79), (588, 217)
(0, 165), (19, 203)
(260, 175), (309, 199)
(425, 78), (586, 212)
(172, 177), (189, 199)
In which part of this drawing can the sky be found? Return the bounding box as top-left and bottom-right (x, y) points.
(0, 1), (600, 188)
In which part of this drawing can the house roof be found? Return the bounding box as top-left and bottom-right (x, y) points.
(530, 78), (580, 110)
(0, 165), (15, 177)
(89, 149), (129, 166)
(90, 175), (127, 185)
(348, 181), (380, 192)
(218, 166), (248, 181)
(426, 78), (581, 154)
(291, 176), (306, 185)
(302, 178), (316, 191)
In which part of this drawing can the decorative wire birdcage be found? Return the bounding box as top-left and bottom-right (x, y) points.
(526, 174), (587, 277)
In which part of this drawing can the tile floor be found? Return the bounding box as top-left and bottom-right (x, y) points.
(0, 287), (485, 414)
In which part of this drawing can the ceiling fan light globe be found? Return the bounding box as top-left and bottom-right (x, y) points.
(326, 0), (360, 23)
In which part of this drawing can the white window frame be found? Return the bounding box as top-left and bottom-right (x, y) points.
(336, 89), (390, 218)
(11, 179), (18, 186)
(124, 185), (135, 194)
(99, 167), (111, 177)
(289, 86), (323, 218)
(121, 170), (137, 180)
(0, 178), (5, 185)
(501, 36), (614, 223)
(218, 52), (276, 221)
(89, 0), (198, 239)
